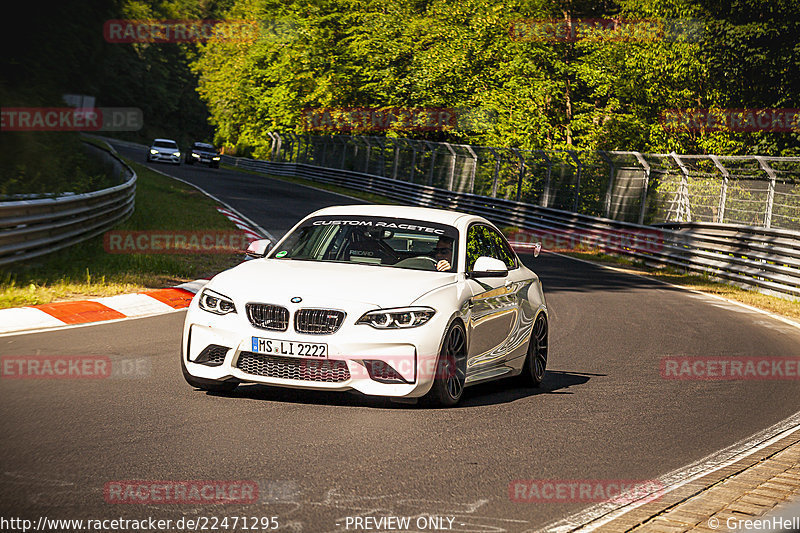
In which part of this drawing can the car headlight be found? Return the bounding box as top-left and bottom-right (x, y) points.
(198, 289), (237, 315)
(149, 149), (158, 154)
(192, 153), (200, 158)
(212, 156), (220, 160)
(356, 307), (435, 329)
(173, 151), (181, 157)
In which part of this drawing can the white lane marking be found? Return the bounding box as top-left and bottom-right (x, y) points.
(548, 251), (800, 331)
(216, 206), (263, 241)
(0, 307), (67, 333)
(137, 158), (278, 244)
(536, 411), (800, 532)
(89, 293), (175, 317)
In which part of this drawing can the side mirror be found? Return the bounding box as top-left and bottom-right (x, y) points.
(469, 256), (508, 278)
(533, 242), (541, 258)
(245, 239), (272, 259)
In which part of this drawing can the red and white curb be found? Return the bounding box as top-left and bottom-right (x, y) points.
(216, 207), (263, 242)
(0, 280), (209, 335)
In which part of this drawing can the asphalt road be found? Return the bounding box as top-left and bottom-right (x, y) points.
(1, 143), (799, 532)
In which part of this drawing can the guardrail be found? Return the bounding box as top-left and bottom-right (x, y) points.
(0, 141), (136, 266)
(262, 132), (800, 231)
(222, 155), (800, 298)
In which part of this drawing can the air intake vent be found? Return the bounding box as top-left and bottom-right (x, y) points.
(195, 344), (229, 366)
(236, 352), (350, 382)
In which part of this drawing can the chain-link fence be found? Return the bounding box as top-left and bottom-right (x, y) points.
(266, 133), (800, 230)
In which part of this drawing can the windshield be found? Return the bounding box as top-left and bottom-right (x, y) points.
(153, 140), (178, 148)
(193, 143), (216, 151)
(272, 216), (458, 272)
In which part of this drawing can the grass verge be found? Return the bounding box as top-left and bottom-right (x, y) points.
(0, 158), (244, 309)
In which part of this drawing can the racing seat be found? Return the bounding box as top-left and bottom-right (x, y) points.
(340, 233), (388, 264)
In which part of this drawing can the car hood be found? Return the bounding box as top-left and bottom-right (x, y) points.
(152, 146), (177, 153)
(207, 259), (457, 308)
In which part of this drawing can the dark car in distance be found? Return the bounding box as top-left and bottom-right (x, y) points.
(185, 142), (221, 168)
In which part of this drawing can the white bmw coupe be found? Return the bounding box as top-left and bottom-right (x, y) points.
(181, 205), (547, 406)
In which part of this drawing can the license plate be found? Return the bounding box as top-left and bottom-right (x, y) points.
(251, 337), (328, 358)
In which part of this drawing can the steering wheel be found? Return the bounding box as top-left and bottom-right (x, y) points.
(394, 256), (438, 270)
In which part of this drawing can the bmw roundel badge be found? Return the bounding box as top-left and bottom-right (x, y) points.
(291, 297), (302, 303)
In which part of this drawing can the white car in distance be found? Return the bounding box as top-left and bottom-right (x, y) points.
(181, 205), (547, 406)
(147, 138), (181, 165)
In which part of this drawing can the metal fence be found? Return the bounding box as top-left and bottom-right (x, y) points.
(0, 142), (136, 266)
(260, 133), (800, 231)
(221, 154), (800, 298)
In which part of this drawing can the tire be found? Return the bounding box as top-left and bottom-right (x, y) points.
(519, 313), (548, 387)
(181, 354), (238, 393)
(424, 321), (467, 407)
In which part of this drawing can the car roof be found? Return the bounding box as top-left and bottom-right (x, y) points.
(307, 204), (480, 227)
(152, 138), (177, 143)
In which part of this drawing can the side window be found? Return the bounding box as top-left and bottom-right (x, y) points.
(466, 224), (517, 271)
(465, 225), (498, 271)
(486, 227), (517, 270)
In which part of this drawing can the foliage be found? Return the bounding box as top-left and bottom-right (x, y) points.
(193, 0), (800, 157)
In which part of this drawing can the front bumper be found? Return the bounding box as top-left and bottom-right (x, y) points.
(182, 301), (449, 398)
(193, 153), (219, 164)
(150, 152), (180, 163)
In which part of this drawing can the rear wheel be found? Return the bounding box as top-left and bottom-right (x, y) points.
(181, 354), (238, 393)
(424, 322), (467, 407)
(519, 313), (547, 387)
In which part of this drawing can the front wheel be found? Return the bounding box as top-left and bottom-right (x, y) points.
(519, 313), (548, 387)
(424, 321), (467, 407)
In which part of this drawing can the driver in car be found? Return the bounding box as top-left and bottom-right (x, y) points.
(432, 236), (454, 272)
